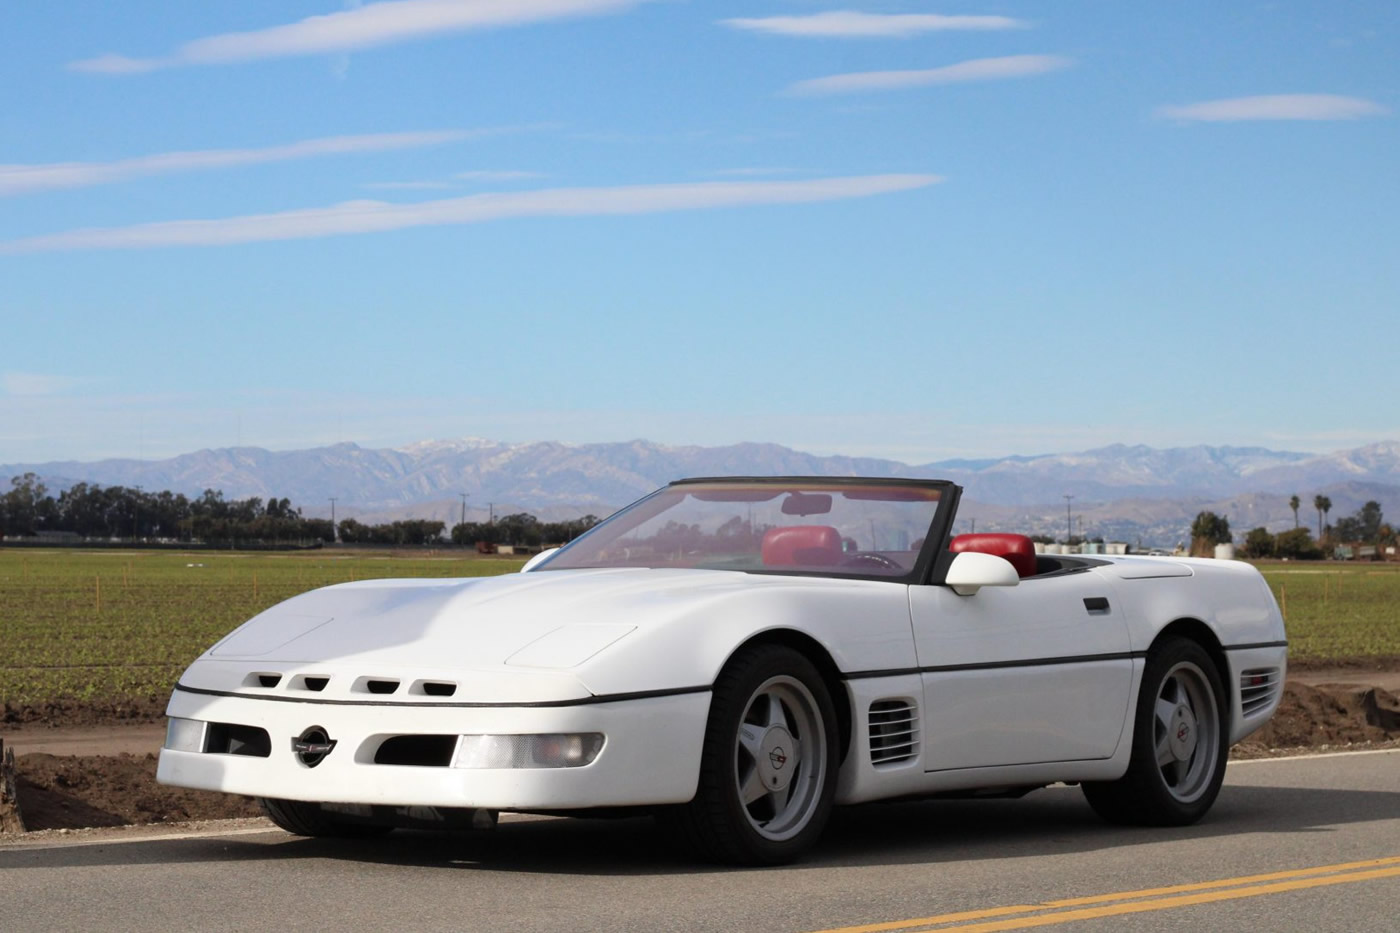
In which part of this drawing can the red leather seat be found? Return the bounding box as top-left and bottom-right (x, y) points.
(762, 526), (843, 567)
(949, 533), (1038, 578)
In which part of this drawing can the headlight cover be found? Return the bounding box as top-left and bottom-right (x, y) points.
(453, 733), (604, 769)
(165, 717), (208, 752)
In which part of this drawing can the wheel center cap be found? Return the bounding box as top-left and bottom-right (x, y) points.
(1168, 704), (1198, 761)
(757, 726), (796, 791)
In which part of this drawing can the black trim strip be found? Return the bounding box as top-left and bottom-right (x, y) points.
(844, 650), (1147, 680)
(173, 682), (711, 709)
(1223, 641), (1289, 651)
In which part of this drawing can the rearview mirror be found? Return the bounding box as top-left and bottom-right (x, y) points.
(944, 551), (1019, 596)
(781, 492), (832, 516)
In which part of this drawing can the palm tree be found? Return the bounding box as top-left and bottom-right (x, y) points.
(1289, 495), (1300, 529)
(1313, 494), (1333, 541)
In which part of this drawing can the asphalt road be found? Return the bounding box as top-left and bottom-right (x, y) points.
(2, 750), (1397, 933)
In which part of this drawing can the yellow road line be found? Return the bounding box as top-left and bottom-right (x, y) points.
(1046, 853), (1400, 906)
(945, 866), (1400, 932)
(807, 856), (1400, 933)
(806, 906), (1042, 933)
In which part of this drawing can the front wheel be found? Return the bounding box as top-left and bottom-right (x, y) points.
(1082, 638), (1228, 825)
(665, 643), (839, 865)
(258, 798), (393, 838)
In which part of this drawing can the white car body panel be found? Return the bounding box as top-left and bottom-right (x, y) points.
(157, 480), (1287, 838)
(909, 570), (1134, 770)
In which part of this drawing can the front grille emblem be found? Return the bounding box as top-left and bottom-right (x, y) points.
(292, 726), (336, 768)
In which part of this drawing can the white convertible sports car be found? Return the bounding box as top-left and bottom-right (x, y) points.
(158, 477), (1287, 864)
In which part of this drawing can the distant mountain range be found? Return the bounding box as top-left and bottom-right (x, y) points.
(6, 439), (1399, 546)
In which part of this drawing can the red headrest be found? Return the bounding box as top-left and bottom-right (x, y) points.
(949, 533), (1038, 578)
(762, 525), (842, 567)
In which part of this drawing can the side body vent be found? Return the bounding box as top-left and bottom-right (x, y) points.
(869, 699), (919, 766)
(1240, 667), (1282, 716)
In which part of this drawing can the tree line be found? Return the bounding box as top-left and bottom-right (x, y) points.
(1193, 495), (1395, 560)
(1, 474), (602, 548)
(1, 473), (333, 543)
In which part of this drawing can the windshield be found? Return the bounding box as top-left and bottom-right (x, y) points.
(538, 478), (948, 579)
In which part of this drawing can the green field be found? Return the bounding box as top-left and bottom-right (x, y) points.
(1256, 562), (1400, 662)
(1, 550), (1397, 708)
(0, 548), (526, 707)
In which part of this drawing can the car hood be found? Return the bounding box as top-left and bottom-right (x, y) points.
(207, 567), (773, 663)
(180, 567), (877, 702)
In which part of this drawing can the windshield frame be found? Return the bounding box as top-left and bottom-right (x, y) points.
(532, 475), (961, 584)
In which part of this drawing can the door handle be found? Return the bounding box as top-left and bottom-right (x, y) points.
(1083, 597), (1110, 613)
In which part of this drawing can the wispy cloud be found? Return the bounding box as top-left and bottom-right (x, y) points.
(1156, 94), (1389, 122)
(361, 180), (457, 190)
(710, 167), (799, 178)
(722, 11), (1026, 39)
(786, 55), (1072, 96)
(455, 170), (546, 181)
(1, 130), (482, 197)
(2, 372), (80, 397)
(0, 175), (941, 253)
(70, 0), (649, 73)
(363, 169), (544, 191)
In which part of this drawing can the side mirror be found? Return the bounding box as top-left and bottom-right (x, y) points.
(944, 551), (1019, 596)
(520, 548), (559, 572)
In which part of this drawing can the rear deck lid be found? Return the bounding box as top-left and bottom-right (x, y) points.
(1106, 558), (1194, 580)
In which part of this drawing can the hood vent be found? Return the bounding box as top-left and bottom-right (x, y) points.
(238, 671), (462, 700)
(1240, 667), (1282, 716)
(869, 699), (919, 766)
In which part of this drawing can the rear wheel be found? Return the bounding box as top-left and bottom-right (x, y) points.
(258, 798), (393, 838)
(1083, 638), (1228, 825)
(665, 643), (839, 865)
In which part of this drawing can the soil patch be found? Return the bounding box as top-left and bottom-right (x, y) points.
(13, 752), (260, 830)
(1287, 655), (1400, 673)
(2, 695), (167, 729)
(1234, 682), (1400, 757)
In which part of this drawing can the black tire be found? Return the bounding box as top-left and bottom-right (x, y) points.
(1082, 638), (1229, 826)
(665, 643), (839, 865)
(258, 798), (393, 838)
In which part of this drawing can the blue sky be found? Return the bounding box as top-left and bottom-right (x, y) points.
(2, 1), (1396, 465)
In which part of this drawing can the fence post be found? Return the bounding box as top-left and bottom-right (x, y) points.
(1, 737), (28, 833)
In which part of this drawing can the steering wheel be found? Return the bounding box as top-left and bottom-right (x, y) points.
(843, 553), (903, 572)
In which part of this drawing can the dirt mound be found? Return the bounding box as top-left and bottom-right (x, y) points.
(14, 753), (260, 830)
(1235, 682), (1400, 754)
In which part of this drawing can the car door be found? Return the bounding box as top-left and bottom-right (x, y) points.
(907, 568), (1133, 771)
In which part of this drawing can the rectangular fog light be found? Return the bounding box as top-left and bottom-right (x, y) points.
(164, 717), (208, 753)
(453, 733), (603, 770)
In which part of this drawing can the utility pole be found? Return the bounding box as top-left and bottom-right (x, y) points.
(489, 502), (495, 525)
(1063, 494), (1075, 543)
(329, 498), (338, 543)
(459, 493), (468, 528)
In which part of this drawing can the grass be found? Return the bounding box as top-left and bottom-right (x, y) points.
(1, 550), (1396, 708)
(0, 548), (525, 707)
(1255, 561), (1400, 663)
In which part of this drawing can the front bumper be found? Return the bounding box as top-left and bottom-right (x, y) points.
(157, 687), (709, 810)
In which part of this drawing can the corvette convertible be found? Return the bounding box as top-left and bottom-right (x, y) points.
(158, 476), (1286, 864)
